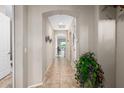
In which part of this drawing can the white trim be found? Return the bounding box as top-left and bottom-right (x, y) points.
(28, 61), (53, 88)
(42, 62), (53, 82)
(28, 82), (43, 88)
(12, 5), (15, 88)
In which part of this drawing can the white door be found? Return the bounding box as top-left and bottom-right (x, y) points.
(0, 13), (11, 79)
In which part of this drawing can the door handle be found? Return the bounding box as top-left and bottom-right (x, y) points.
(8, 51), (11, 54)
(8, 51), (12, 61)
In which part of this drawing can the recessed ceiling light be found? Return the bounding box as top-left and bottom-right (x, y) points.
(58, 22), (63, 26)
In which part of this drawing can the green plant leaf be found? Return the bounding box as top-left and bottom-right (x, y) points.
(75, 52), (104, 88)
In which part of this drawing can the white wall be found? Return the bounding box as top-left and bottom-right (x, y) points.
(15, 6), (28, 87)
(66, 31), (71, 61)
(98, 20), (116, 87)
(39, 17), (55, 82)
(79, 25), (89, 54)
(23, 6), (28, 87)
(95, 6), (116, 87)
(15, 6), (24, 87)
(116, 7), (124, 87)
(46, 18), (54, 68)
(27, 6), (43, 86)
(88, 6), (98, 55)
(69, 18), (77, 67)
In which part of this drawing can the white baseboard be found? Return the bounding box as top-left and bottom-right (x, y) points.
(28, 62), (53, 88)
(28, 82), (43, 88)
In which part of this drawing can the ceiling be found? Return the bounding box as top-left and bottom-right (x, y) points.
(48, 15), (74, 30)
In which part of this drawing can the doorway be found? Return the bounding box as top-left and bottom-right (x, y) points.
(57, 37), (66, 57)
(0, 6), (14, 88)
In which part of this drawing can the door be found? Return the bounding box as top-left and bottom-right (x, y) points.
(0, 13), (11, 79)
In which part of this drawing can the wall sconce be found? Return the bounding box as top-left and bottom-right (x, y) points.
(49, 39), (52, 43)
(45, 36), (52, 43)
(45, 36), (49, 42)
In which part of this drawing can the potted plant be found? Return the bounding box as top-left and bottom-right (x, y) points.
(75, 52), (104, 88)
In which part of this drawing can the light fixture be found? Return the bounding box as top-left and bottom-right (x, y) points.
(58, 22), (63, 26)
(58, 23), (66, 28)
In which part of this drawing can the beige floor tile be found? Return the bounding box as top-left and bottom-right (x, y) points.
(42, 58), (78, 88)
(0, 73), (12, 88)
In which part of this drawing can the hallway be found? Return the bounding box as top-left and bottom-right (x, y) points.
(42, 58), (78, 88)
(12, 5), (124, 88)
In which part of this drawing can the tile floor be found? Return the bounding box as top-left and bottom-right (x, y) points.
(0, 73), (12, 88)
(41, 58), (79, 88)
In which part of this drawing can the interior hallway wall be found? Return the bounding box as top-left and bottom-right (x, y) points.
(116, 7), (124, 87)
(46, 18), (54, 70)
(95, 6), (116, 87)
(15, 6), (28, 87)
(98, 20), (115, 87)
(66, 30), (71, 62)
(15, 6), (24, 87)
(23, 6), (28, 88)
(69, 18), (77, 67)
(28, 6), (43, 86)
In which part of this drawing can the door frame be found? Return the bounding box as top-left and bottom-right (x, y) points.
(12, 5), (15, 88)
